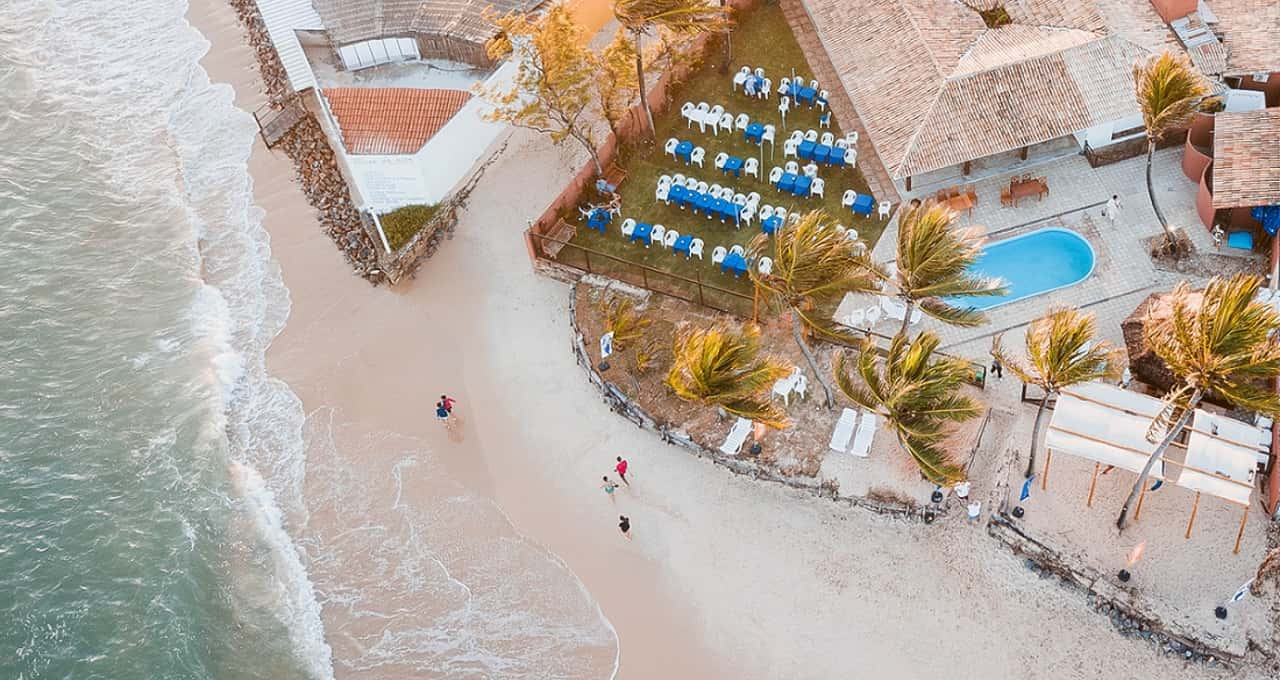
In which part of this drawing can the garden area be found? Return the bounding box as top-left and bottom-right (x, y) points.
(558, 2), (880, 300)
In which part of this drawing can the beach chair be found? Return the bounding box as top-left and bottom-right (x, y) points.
(719, 417), (753, 456)
(772, 366), (800, 404)
(829, 408), (858, 453)
(848, 410), (877, 457)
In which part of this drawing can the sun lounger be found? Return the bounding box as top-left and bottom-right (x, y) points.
(829, 408), (858, 453)
(720, 417), (753, 456)
(880, 297), (908, 322)
(848, 410), (878, 457)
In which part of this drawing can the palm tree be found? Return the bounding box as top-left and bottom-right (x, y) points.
(612, 0), (728, 136)
(749, 211), (880, 408)
(833, 332), (980, 484)
(666, 322), (790, 429)
(1116, 274), (1280, 530)
(877, 202), (1006, 338)
(992, 307), (1122, 479)
(1133, 51), (1209, 252)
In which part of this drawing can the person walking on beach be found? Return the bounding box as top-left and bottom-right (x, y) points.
(615, 456), (629, 485)
(600, 476), (618, 502)
(436, 401), (453, 431)
(1103, 194), (1122, 224)
(440, 394), (456, 414)
(618, 515), (632, 540)
(989, 357), (1003, 380)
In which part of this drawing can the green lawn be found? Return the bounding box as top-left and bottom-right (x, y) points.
(563, 3), (882, 299)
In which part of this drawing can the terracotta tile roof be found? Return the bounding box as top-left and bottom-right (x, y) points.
(324, 87), (471, 155)
(313, 0), (544, 48)
(802, 0), (1175, 178)
(1212, 108), (1280, 208)
(1205, 0), (1280, 75)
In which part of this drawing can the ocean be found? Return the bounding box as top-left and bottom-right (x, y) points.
(0, 0), (616, 678)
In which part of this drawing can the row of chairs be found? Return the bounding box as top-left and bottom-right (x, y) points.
(680, 102), (751, 136)
(656, 174), (759, 207)
(766, 165), (827, 198)
(714, 152), (761, 179)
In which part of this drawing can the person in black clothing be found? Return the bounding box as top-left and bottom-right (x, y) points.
(990, 357), (1003, 380)
(618, 515), (631, 540)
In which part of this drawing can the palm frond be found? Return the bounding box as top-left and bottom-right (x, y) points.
(612, 0), (729, 34)
(833, 332), (977, 483)
(1133, 51), (1210, 141)
(995, 307), (1121, 393)
(891, 203), (1009, 327)
(665, 322), (791, 429)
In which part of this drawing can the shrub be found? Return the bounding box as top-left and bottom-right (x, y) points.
(599, 295), (651, 351)
(379, 203), (442, 251)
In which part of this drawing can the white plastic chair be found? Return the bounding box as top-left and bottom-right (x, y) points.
(691, 147), (706, 168)
(845, 228), (859, 241)
(714, 152), (729, 170)
(816, 90), (829, 111)
(754, 67), (765, 79)
(708, 183), (723, 197)
(692, 180), (707, 194)
(735, 113), (750, 132)
(761, 125), (776, 150)
(842, 190), (856, 209)
(759, 77), (772, 99)
(778, 77), (790, 95)
(835, 224), (847, 235)
(844, 130), (859, 147)
(730, 244), (745, 256)
(784, 160), (799, 175)
(758, 256), (773, 275)
(804, 129), (818, 142)
(657, 174), (672, 189)
(811, 177), (825, 198)
(685, 176), (698, 190)
(672, 172), (686, 186)
(709, 103), (725, 120)
(711, 246), (727, 266)
(793, 374), (808, 401)
(789, 212), (801, 225)
(733, 192), (747, 206)
(649, 224), (666, 248)
(746, 191), (760, 205)
(689, 238), (705, 260)
(694, 102), (711, 132)
(621, 218), (636, 237)
(789, 130), (804, 144)
(768, 166), (783, 184)
(783, 139), (799, 159)
(743, 157), (760, 179)
(803, 163), (818, 178)
(774, 207), (787, 222)
(740, 205), (756, 227)
(760, 205), (775, 220)
(844, 148), (858, 166)
(680, 103), (695, 125)
(809, 79), (818, 91)
(732, 69), (748, 92)
(656, 185), (669, 203)
(878, 201), (892, 220)
(820, 132), (835, 147)
(663, 229), (679, 248)
(718, 113), (735, 135)
(834, 138), (849, 150)
(664, 138), (679, 160)
(819, 113), (831, 129)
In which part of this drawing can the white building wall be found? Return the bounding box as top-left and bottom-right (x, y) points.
(1079, 113), (1146, 150)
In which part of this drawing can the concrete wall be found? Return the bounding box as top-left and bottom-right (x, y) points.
(1079, 113), (1146, 150)
(1196, 161), (1215, 231)
(1181, 112), (1214, 182)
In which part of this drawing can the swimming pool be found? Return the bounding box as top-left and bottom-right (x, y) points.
(948, 228), (1095, 311)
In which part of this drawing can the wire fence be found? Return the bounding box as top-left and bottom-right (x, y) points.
(529, 225), (987, 388)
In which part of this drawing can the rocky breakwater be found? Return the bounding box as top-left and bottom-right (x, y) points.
(227, 0), (384, 285)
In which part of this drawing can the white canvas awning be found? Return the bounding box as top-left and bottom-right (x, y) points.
(1180, 411), (1261, 506)
(1045, 382), (1168, 478)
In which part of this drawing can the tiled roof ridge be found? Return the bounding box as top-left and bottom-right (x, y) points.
(888, 87), (948, 176)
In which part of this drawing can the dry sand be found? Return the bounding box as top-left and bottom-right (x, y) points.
(191, 1), (1275, 677)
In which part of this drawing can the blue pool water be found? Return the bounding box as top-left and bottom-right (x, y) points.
(949, 228), (1095, 311)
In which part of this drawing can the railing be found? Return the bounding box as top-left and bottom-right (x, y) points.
(528, 227), (987, 388)
(528, 229), (756, 317)
(253, 98), (306, 148)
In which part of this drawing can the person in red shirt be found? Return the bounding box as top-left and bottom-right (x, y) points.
(614, 456), (629, 485)
(440, 394), (456, 413)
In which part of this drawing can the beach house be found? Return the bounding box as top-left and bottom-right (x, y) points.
(799, 0), (1178, 191)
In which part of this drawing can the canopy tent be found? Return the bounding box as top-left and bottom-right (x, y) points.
(1042, 382), (1262, 553)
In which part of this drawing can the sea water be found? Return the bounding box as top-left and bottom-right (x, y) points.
(0, 0), (616, 677)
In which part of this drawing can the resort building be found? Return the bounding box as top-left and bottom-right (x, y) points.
(799, 0), (1177, 191)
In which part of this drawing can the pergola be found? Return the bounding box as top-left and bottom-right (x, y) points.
(1042, 382), (1263, 553)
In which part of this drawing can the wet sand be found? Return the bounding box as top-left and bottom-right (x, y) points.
(190, 1), (1275, 678)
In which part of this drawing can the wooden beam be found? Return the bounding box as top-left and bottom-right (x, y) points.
(1020, 146), (1029, 160)
(1186, 491), (1201, 539)
(905, 175), (912, 191)
(1042, 449), (1052, 491)
(1135, 483), (1147, 520)
(1234, 506), (1249, 555)
(1087, 462), (1100, 507)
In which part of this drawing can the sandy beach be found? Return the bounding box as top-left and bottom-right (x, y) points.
(190, 0), (1275, 677)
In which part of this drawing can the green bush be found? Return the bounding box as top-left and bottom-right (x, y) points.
(379, 203), (442, 251)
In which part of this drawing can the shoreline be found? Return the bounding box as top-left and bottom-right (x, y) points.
(188, 0), (734, 677)
(187, 1), (1275, 679)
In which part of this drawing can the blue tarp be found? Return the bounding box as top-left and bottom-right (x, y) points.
(1251, 205), (1280, 236)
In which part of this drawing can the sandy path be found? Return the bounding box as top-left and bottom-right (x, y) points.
(191, 1), (1272, 677)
